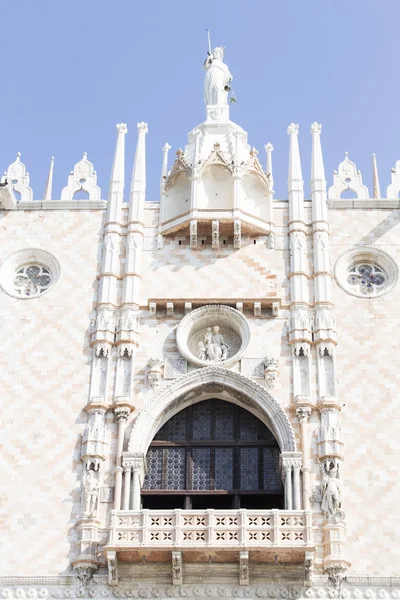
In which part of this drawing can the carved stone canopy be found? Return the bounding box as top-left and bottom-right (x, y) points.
(176, 305), (250, 368)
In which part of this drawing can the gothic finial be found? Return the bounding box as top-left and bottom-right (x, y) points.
(265, 143), (274, 193)
(288, 123), (303, 182)
(160, 143), (171, 190)
(43, 156), (54, 201)
(310, 122), (326, 182)
(372, 153), (381, 199)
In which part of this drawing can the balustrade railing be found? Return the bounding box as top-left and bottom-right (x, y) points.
(108, 509), (313, 549)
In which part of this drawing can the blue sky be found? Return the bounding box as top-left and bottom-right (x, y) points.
(1, 0), (399, 201)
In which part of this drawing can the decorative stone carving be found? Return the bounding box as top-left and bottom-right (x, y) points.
(321, 459), (344, 522)
(212, 220), (220, 249)
(99, 486), (114, 503)
(2, 152), (33, 202)
(129, 366), (296, 455)
(171, 552), (183, 586)
(75, 565), (97, 586)
(264, 357), (279, 389)
(328, 153), (369, 200)
(325, 565), (348, 588)
(107, 551), (118, 586)
(83, 470), (100, 518)
(164, 358), (187, 379)
(305, 551), (314, 584)
(61, 153), (101, 201)
(239, 551), (249, 586)
(387, 159), (400, 198)
(254, 302), (262, 317)
(272, 301), (280, 317)
(296, 406), (312, 423)
(234, 220), (241, 249)
(190, 220), (197, 248)
(147, 358), (164, 388)
(176, 305), (250, 368)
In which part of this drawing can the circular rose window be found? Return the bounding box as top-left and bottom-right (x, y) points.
(176, 305), (250, 368)
(334, 246), (398, 299)
(0, 248), (60, 299)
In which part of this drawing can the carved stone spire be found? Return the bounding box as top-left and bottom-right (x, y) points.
(107, 123), (127, 223)
(372, 153), (381, 199)
(311, 122), (326, 183)
(43, 156), (54, 201)
(265, 143), (274, 193)
(160, 143), (171, 191)
(287, 123), (304, 222)
(310, 122), (327, 223)
(129, 122), (148, 224)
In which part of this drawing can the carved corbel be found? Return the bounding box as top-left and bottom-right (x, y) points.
(234, 220), (241, 249)
(107, 550), (118, 586)
(184, 302), (192, 314)
(254, 302), (261, 317)
(239, 551), (249, 586)
(74, 563), (97, 586)
(148, 358), (165, 388)
(325, 564), (348, 588)
(190, 220), (198, 248)
(172, 551), (183, 586)
(212, 220), (220, 249)
(304, 551), (314, 585)
(271, 301), (280, 317)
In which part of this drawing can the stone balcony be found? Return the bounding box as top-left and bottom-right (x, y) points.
(108, 509), (313, 551)
(106, 509), (314, 585)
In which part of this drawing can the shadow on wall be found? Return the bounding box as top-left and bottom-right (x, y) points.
(356, 210), (400, 246)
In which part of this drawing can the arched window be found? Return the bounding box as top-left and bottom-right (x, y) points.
(142, 399), (283, 510)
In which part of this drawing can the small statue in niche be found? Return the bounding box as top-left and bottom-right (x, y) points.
(203, 325), (230, 361)
(321, 459), (342, 519)
(83, 470), (100, 518)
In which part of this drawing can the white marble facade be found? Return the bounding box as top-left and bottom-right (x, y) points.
(1, 48), (400, 599)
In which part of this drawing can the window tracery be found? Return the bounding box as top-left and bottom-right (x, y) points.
(347, 263), (386, 296)
(14, 264), (52, 297)
(143, 399), (282, 509)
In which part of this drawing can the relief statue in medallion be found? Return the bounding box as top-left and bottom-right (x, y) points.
(197, 325), (230, 361)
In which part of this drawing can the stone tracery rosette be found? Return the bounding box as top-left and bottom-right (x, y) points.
(176, 305), (250, 368)
(334, 246), (398, 299)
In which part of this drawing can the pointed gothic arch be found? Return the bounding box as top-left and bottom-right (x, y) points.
(127, 366), (296, 456)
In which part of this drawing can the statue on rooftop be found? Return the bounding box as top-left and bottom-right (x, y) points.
(204, 47), (232, 107)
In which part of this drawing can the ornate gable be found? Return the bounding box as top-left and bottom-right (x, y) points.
(165, 148), (192, 190)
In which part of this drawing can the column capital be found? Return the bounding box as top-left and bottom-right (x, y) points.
(114, 407), (130, 423)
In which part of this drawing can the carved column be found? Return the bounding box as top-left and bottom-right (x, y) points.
(122, 459), (132, 510)
(113, 403), (134, 510)
(132, 463), (142, 510)
(296, 406), (312, 510)
(281, 452), (303, 510)
(292, 459), (302, 510)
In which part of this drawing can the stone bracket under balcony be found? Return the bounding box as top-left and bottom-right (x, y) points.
(105, 509), (314, 585)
